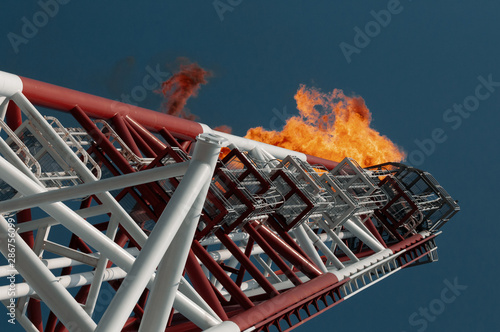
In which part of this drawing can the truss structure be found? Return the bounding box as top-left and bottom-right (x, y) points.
(0, 71), (459, 332)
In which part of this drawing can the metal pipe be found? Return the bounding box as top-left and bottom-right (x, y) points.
(192, 240), (254, 309)
(111, 114), (142, 156)
(173, 292), (222, 330)
(0, 265), (127, 301)
(0, 97), (8, 121)
(159, 127), (186, 150)
(185, 250), (228, 321)
(293, 225), (328, 273)
(344, 219), (385, 253)
(19, 74), (204, 138)
(364, 217), (388, 248)
(202, 321), (241, 332)
(123, 118), (157, 158)
(0, 71), (23, 96)
(178, 276), (223, 323)
(84, 214), (120, 315)
(0, 247), (140, 278)
(125, 115), (166, 153)
(16, 204), (110, 233)
(200, 232), (249, 246)
(140, 176), (218, 331)
(6, 100), (22, 130)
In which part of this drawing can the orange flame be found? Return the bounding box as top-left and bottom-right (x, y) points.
(245, 85), (405, 167)
(159, 59), (211, 120)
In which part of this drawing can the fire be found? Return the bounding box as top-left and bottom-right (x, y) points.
(158, 59), (211, 120)
(158, 58), (233, 134)
(245, 85), (405, 167)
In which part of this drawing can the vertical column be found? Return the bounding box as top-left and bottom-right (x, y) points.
(95, 134), (223, 332)
(139, 178), (219, 331)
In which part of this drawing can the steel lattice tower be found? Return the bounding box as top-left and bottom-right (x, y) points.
(0, 71), (459, 332)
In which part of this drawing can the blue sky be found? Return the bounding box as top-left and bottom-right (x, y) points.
(1, 1), (499, 331)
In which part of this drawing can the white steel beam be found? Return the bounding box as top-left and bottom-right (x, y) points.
(0, 265), (127, 301)
(178, 277), (221, 321)
(140, 176), (219, 331)
(0, 216), (96, 331)
(0, 161), (189, 213)
(0, 97), (8, 121)
(0, 71), (23, 97)
(173, 292), (222, 329)
(0, 246), (140, 278)
(343, 219), (385, 252)
(84, 214), (120, 315)
(43, 240), (99, 266)
(16, 204), (110, 233)
(293, 224), (328, 273)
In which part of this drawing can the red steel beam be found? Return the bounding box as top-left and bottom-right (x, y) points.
(244, 222), (303, 286)
(229, 273), (339, 331)
(6, 100), (22, 129)
(20, 76), (204, 137)
(364, 217), (388, 249)
(124, 116), (167, 153)
(184, 249), (229, 321)
(389, 233), (424, 254)
(253, 222), (323, 279)
(235, 238), (254, 287)
(111, 114), (142, 157)
(268, 218), (316, 266)
(123, 119), (157, 158)
(159, 128), (186, 151)
(191, 240), (254, 310)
